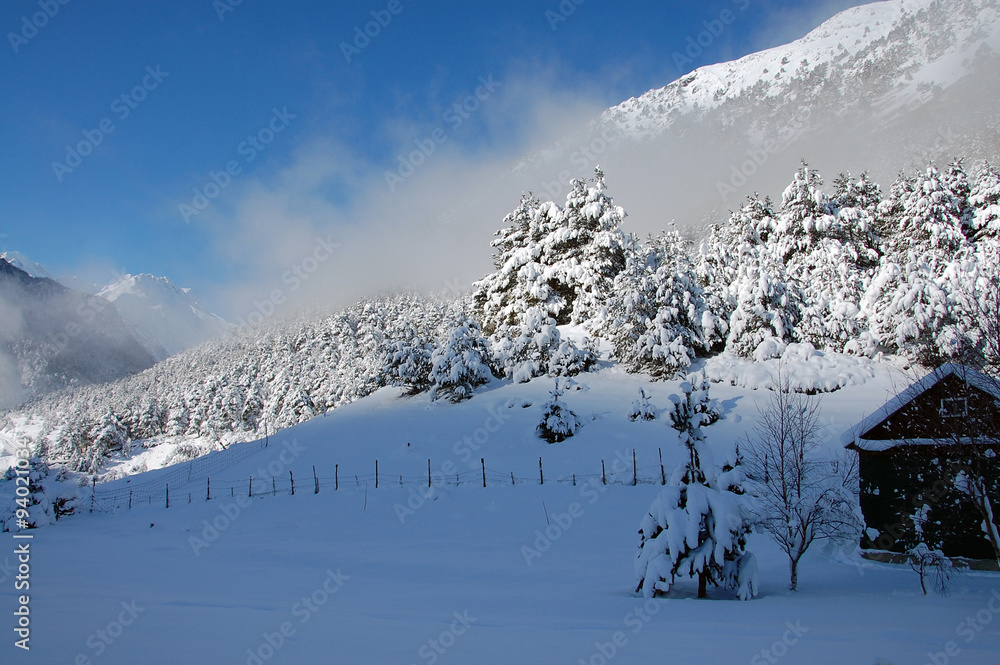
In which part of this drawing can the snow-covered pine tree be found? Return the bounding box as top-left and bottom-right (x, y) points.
(698, 193), (777, 317)
(547, 335), (598, 377)
(2, 456), (53, 530)
(969, 163), (1000, 241)
(83, 409), (128, 471)
(429, 320), (495, 403)
(535, 380), (581, 443)
(382, 324), (435, 395)
(698, 193), (800, 359)
(602, 230), (719, 379)
(783, 168), (881, 351)
(635, 372), (758, 600)
(472, 168), (632, 332)
(472, 194), (551, 334)
(490, 307), (563, 383)
(862, 165), (970, 362)
(554, 168), (631, 324)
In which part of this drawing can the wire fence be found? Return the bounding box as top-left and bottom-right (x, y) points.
(89, 449), (673, 513)
(91, 438), (268, 511)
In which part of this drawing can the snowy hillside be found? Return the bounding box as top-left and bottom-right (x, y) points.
(600, 0), (1000, 140)
(3, 156), (999, 479)
(98, 273), (231, 361)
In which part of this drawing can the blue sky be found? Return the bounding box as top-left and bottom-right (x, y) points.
(0, 0), (861, 315)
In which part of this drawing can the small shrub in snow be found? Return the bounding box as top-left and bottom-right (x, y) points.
(907, 543), (955, 596)
(628, 389), (656, 421)
(635, 372), (758, 600)
(536, 382), (581, 443)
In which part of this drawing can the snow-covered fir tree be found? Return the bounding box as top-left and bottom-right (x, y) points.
(382, 322), (436, 395)
(862, 165), (970, 363)
(968, 163), (1000, 240)
(635, 372), (758, 600)
(780, 166), (879, 351)
(535, 381), (581, 443)
(493, 307), (561, 383)
(472, 168), (632, 331)
(428, 320), (495, 403)
(600, 230), (720, 379)
(699, 193), (802, 359)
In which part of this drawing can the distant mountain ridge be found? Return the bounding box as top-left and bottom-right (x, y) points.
(0, 258), (156, 409)
(0, 251), (53, 280)
(1, 251), (230, 363)
(97, 273), (231, 361)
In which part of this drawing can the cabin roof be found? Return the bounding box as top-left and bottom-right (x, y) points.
(842, 364), (1000, 452)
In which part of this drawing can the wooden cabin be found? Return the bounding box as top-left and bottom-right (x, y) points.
(844, 364), (1000, 561)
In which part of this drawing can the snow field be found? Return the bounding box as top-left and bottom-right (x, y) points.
(4, 482), (999, 665)
(5, 362), (998, 664)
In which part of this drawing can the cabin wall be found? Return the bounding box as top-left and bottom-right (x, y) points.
(858, 446), (1000, 559)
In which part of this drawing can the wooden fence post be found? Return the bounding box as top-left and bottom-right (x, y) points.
(313, 465), (319, 494)
(602, 460), (606, 485)
(375, 460), (379, 489)
(428, 459), (432, 488)
(165, 484), (170, 509)
(539, 457), (544, 485)
(290, 470), (295, 496)
(659, 448), (665, 485)
(633, 449), (637, 486)
(128, 489), (132, 510)
(249, 476), (253, 498)
(481, 458), (486, 488)
(207, 477), (211, 501)
(335, 464), (339, 491)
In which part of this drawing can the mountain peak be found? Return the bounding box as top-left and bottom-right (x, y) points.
(97, 272), (230, 361)
(0, 251), (53, 280)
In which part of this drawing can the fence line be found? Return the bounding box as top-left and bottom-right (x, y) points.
(89, 449), (673, 513)
(92, 438), (268, 510)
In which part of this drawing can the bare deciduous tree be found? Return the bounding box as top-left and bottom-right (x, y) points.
(741, 368), (860, 590)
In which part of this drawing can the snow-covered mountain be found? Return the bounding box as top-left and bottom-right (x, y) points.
(97, 273), (231, 361)
(0, 251), (230, 362)
(599, 0), (1000, 140)
(0, 258), (156, 409)
(0, 250), (53, 280)
(515, 0), (1000, 226)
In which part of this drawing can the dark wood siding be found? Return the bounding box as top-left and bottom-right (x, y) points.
(858, 445), (1000, 559)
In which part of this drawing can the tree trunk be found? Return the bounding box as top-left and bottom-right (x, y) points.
(789, 557), (799, 592)
(697, 570), (708, 598)
(972, 485), (1000, 566)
